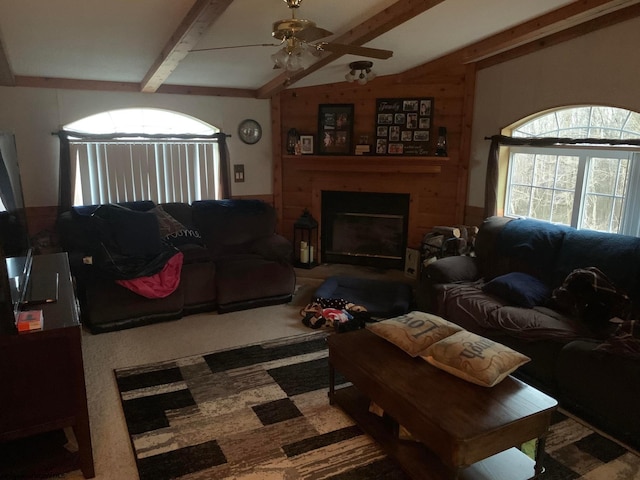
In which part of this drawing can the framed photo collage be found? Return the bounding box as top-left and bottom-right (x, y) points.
(375, 97), (433, 156)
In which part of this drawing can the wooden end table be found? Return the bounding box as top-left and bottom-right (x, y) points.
(0, 253), (95, 478)
(327, 329), (557, 480)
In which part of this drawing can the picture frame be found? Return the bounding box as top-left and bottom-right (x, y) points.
(318, 104), (354, 155)
(300, 135), (314, 154)
(375, 97), (434, 156)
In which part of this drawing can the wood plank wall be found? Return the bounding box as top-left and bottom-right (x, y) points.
(273, 60), (475, 252)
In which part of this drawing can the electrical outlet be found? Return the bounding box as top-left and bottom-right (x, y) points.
(234, 164), (245, 182)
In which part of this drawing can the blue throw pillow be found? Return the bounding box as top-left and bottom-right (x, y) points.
(482, 272), (551, 308)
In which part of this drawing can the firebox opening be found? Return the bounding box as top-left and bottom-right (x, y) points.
(321, 191), (410, 270)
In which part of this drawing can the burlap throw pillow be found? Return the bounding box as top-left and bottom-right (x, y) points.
(367, 311), (463, 357)
(421, 330), (531, 387)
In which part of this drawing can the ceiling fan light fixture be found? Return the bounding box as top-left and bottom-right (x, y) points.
(271, 48), (289, 69)
(284, 0), (303, 8)
(347, 61), (375, 85)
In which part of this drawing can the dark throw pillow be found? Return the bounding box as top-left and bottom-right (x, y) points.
(93, 204), (163, 257)
(482, 272), (551, 308)
(151, 205), (186, 237)
(162, 228), (205, 248)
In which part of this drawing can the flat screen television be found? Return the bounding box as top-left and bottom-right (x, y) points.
(0, 131), (32, 334)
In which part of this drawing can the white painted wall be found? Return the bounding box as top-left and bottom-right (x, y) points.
(0, 87), (272, 207)
(468, 17), (640, 208)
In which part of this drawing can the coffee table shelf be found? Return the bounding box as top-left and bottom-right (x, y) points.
(332, 385), (536, 480)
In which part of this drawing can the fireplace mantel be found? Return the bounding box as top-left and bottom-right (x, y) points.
(283, 155), (447, 174)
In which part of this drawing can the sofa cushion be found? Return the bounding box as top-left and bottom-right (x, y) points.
(438, 282), (591, 340)
(425, 255), (479, 284)
(251, 234), (293, 263)
(215, 255), (295, 310)
(496, 218), (569, 284)
(367, 311), (462, 357)
(482, 272), (551, 308)
(421, 330), (531, 387)
(192, 200), (276, 256)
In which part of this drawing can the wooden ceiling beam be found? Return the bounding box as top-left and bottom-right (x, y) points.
(256, 0), (447, 99)
(140, 0), (234, 93)
(399, 0), (640, 81)
(477, 2), (640, 70)
(14, 75), (256, 98)
(462, 0), (640, 64)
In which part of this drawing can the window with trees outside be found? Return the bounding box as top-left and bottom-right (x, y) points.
(504, 106), (640, 236)
(64, 108), (222, 206)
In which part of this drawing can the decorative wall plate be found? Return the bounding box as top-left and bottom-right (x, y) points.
(238, 119), (262, 144)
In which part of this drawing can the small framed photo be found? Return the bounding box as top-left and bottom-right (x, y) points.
(300, 135), (314, 154)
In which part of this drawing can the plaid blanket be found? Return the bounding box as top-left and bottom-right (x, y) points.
(552, 266), (631, 329)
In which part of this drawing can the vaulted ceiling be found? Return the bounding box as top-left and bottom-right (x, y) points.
(0, 0), (638, 99)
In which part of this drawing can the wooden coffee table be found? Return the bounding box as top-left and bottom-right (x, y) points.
(327, 329), (558, 480)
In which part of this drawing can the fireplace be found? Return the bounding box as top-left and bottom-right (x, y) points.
(321, 191), (410, 269)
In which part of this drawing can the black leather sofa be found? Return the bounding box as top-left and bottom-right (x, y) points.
(418, 216), (640, 450)
(57, 199), (296, 334)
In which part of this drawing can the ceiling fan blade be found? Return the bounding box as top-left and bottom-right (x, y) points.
(296, 25), (333, 42)
(318, 43), (393, 60)
(190, 43), (279, 53)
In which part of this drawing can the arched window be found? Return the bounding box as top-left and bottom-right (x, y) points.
(64, 108), (226, 206)
(503, 106), (640, 236)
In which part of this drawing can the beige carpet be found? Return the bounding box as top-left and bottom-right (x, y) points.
(54, 266), (412, 479)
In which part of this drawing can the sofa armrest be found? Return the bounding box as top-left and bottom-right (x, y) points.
(251, 234), (293, 263)
(424, 255), (480, 284)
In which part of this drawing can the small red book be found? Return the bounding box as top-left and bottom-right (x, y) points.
(16, 310), (44, 332)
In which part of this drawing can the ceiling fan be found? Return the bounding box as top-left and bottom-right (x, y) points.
(191, 0), (393, 71)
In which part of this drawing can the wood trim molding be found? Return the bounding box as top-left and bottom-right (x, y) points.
(13, 75), (256, 98)
(271, 94), (284, 233)
(284, 155), (445, 174)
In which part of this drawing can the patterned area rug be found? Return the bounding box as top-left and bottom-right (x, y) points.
(115, 332), (640, 480)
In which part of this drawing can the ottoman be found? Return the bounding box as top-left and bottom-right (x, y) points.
(314, 275), (413, 318)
